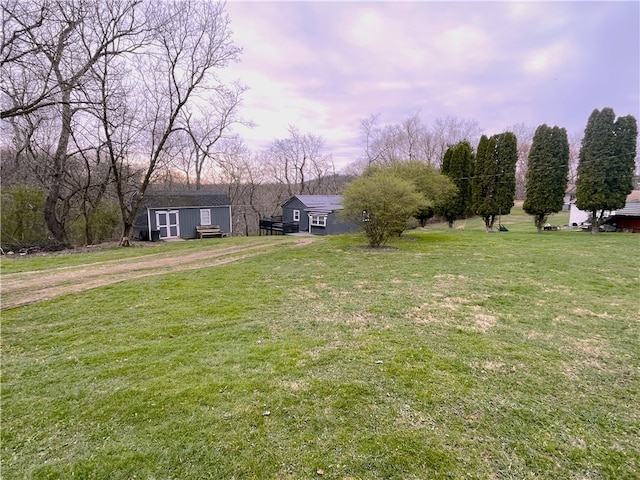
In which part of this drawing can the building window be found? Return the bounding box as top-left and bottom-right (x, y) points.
(310, 214), (327, 227)
(200, 209), (211, 226)
(293, 209), (300, 222)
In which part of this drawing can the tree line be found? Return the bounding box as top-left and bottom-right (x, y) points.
(1, 0), (637, 250)
(341, 107), (637, 246)
(0, 0), (358, 249)
(2, 0), (245, 247)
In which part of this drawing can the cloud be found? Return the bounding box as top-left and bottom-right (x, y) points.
(222, 1), (639, 170)
(523, 40), (575, 77)
(345, 7), (385, 48)
(438, 26), (494, 69)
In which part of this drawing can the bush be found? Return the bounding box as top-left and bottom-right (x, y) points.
(0, 186), (52, 251)
(69, 201), (121, 245)
(341, 171), (424, 247)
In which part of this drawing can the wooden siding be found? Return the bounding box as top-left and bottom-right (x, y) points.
(607, 216), (640, 233)
(309, 210), (355, 235)
(138, 206), (231, 240)
(282, 197), (309, 231)
(282, 196), (357, 236)
(179, 206), (231, 239)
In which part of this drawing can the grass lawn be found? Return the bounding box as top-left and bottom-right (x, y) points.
(2, 208), (639, 479)
(0, 235), (283, 275)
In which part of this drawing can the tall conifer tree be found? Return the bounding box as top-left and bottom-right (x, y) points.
(576, 108), (638, 233)
(472, 132), (518, 231)
(523, 125), (570, 231)
(438, 141), (474, 227)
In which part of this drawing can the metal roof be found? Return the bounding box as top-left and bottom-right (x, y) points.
(293, 195), (344, 212)
(613, 201), (640, 217)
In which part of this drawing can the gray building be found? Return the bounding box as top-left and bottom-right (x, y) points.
(133, 191), (232, 240)
(281, 195), (358, 235)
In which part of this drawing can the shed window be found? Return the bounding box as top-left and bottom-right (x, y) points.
(200, 209), (212, 226)
(293, 209), (300, 222)
(310, 215), (327, 227)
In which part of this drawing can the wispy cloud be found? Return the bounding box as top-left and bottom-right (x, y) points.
(223, 1), (639, 169)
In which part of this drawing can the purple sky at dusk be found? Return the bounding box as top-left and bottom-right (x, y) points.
(222, 1), (640, 170)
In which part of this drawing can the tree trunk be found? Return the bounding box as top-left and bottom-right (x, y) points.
(484, 214), (496, 232)
(44, 89), (73, 246)
(591, 210), (599, 235)
(120, 222), (133, 246)
(242, 209), (250, 236)
(44, 187), (68, 245)
(84, 212), (93, 245)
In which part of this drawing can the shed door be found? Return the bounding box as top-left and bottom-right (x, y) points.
(156, 210), (180, 238)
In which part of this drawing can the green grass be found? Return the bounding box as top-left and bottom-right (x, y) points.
(0, 236), (280, 274)
(2, 207), (640, 479)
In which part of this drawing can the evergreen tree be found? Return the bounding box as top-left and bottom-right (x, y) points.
(471, 135), (491, 220)
(472, 133), (518, 231)
(437, 141), (474, 227)
(576, 108), (638, 233)
(523, 125), (570, 232)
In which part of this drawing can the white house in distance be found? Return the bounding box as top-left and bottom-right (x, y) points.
(569, 204), (590, 226)
(569, 190), (640, 227)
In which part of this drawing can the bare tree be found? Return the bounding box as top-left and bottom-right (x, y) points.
(180, 82), (249, 189)
(507, 122), (535, 200)
(65, 146), (114, 245)
(263, 125), (335, 200)
(215, 136), (264, 235)
(567, 131), (582, 197)
(1, 0), (60, 117)
(163, 128), (196, 187)
(360, 113), (383, 167)
(355, 115), (412, 169)
(353, 113), (481, 172)
(402, 112), (429, 162)
(2, 0), (242, 246)
(430, 116), (482, 167)
(91, 0), (242, 245)
(4, 109), (57, 188)
(1, 0), (146, 245)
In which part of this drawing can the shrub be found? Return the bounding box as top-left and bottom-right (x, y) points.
(0, 186), (51, 251)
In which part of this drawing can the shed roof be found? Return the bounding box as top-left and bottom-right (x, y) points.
(141, 190), (230, 208)
(613, 201), (640, 217)
(288, 195), (344, 212)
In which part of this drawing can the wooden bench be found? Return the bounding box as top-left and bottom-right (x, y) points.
(196, 225), (226, 238)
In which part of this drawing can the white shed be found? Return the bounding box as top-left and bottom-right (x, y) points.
(569, 203), (591, 226)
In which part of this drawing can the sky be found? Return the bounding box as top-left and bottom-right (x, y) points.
(221, 1), (640, 170)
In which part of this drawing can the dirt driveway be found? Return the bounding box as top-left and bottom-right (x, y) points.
(1, 237), (315, 310)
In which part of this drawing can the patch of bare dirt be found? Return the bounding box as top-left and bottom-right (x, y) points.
(1, 237), (316, 310)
